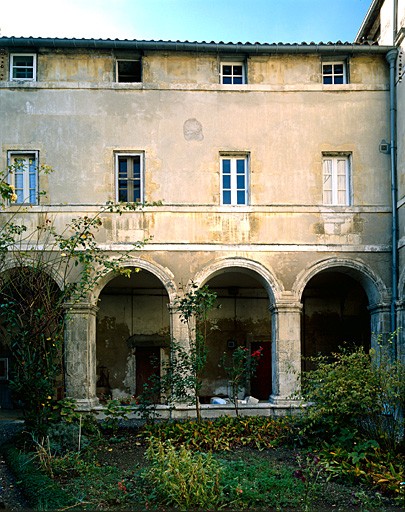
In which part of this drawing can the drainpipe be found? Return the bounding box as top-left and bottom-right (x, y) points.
(386, 49), (398, 353)
(393, 0), (398, 44)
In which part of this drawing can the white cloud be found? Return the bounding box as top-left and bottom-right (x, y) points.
(1, 0), (138, 39)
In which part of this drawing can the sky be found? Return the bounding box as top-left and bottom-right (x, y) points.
(1, 0), (372, 44)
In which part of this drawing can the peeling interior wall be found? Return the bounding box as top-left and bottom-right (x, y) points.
(302, 271), (371, 370)
(202, 289), (271, 399)
(96, 270), (170, 397)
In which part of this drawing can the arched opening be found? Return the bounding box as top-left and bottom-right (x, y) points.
(0, 267), (64, 409)
(302, 270), (371, 371)
(201, 268), (273, 402)
(96, 267), (170, 401)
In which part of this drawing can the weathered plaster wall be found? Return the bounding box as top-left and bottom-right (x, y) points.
(0, 45), (395, 402)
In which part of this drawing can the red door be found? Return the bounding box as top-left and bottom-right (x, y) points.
(250, 342), (272, 400)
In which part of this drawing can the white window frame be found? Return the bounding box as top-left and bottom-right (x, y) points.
(115, 59), (142, 83)
(220, 62), (246, 84)
(220, 154), (249, 206)
(115, 152), (144, 203)
(7, 151), (39, 205)
(10, 53), (37, 81)
(322, 61), (347, 84)
(322, 154), (352, 206)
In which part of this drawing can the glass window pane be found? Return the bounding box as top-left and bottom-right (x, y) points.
(132, 185), (141, 202)
(323, 65), (332, 74)
(223, 191), (231, 204)
(334, 76), (344, 84)
(237, 175), (245, 189)
(222, 160), (231, 173)
(222, 76), (232, 84)
(15, 174), (24, 188)
(133, 158), (141, 179)
(223, 175), (231, 189)
(237, 191), (246, 204)
(323, 76), (332, 84)
(119, 159), (128, 177)
(334, 64), (344, 74)
(29, 173), (36, 189)
(233, 77), (243, 84)
(236, 160), (245, 173)
(222, 65), (232, 75)
(233, 65), (243, 75)
(14, 69), (33, 79)
(118, 189), (128, 202)
(14, 56), (33, 67)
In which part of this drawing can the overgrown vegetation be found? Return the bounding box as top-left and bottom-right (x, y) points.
(0, 163), (150, 432)
(299, 340), (405, 452)
(3, 411), (403, 511)
(220, 345), (263, 415)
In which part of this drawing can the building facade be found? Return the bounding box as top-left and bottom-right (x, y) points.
(0, 12), (403, 411)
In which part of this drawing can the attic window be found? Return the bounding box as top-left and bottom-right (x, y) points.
(322, 61), (347, 84)
(116, 59), (142, 82)
(10, 54), (36, 81)
(220, 62), (246, 84)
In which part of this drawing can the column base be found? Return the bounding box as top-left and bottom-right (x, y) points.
(269, 395), (303, 408)
(71, 397), (99, 411)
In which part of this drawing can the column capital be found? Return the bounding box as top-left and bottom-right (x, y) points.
(395, 299), (405, 310)
(269, 301), (303, 314)
(64, 302), (99, 315)
(368, 302), (391, 314)
(167, 303), (177, 313)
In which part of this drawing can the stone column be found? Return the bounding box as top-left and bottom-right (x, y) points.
(269, 300), (302, 405)
(168, 303), (190, 347)
(167, 302), (194, 409)
(368, 302), (391, 351)
(396, 300), (405, 363)
(64, 302), (99, 410)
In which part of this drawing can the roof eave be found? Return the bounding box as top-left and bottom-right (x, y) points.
(0, 36), (393, 55)
(355, 0), (383, 43)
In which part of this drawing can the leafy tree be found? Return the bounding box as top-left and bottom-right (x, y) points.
(220, 345), (263, 415)
(172, 283), (218, 421)
(0, 163), (151, 431)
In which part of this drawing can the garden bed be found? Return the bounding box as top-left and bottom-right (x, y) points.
(3, 417), (404, 511)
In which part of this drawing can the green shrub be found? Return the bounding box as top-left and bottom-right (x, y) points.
(47, 422), (90, 455)
(143, 439), (222, 510)
(2, 444), (74, 509)
(300, 344), (405, 451)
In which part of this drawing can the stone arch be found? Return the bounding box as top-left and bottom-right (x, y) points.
(293, 257), (388, 307)
(0, 256), (65, 291)
(0, 258), (65, 408)
(90, 257), (178, 304)
(190, 257), (281, 401)
(192, 257), (283, 303)
(94, 257), (177, 399)
(294, 258), (389, 369)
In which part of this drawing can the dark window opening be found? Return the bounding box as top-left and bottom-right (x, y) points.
(117, 60), (142, 82)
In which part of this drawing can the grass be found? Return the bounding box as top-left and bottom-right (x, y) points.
(2, 416), (404, 511)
